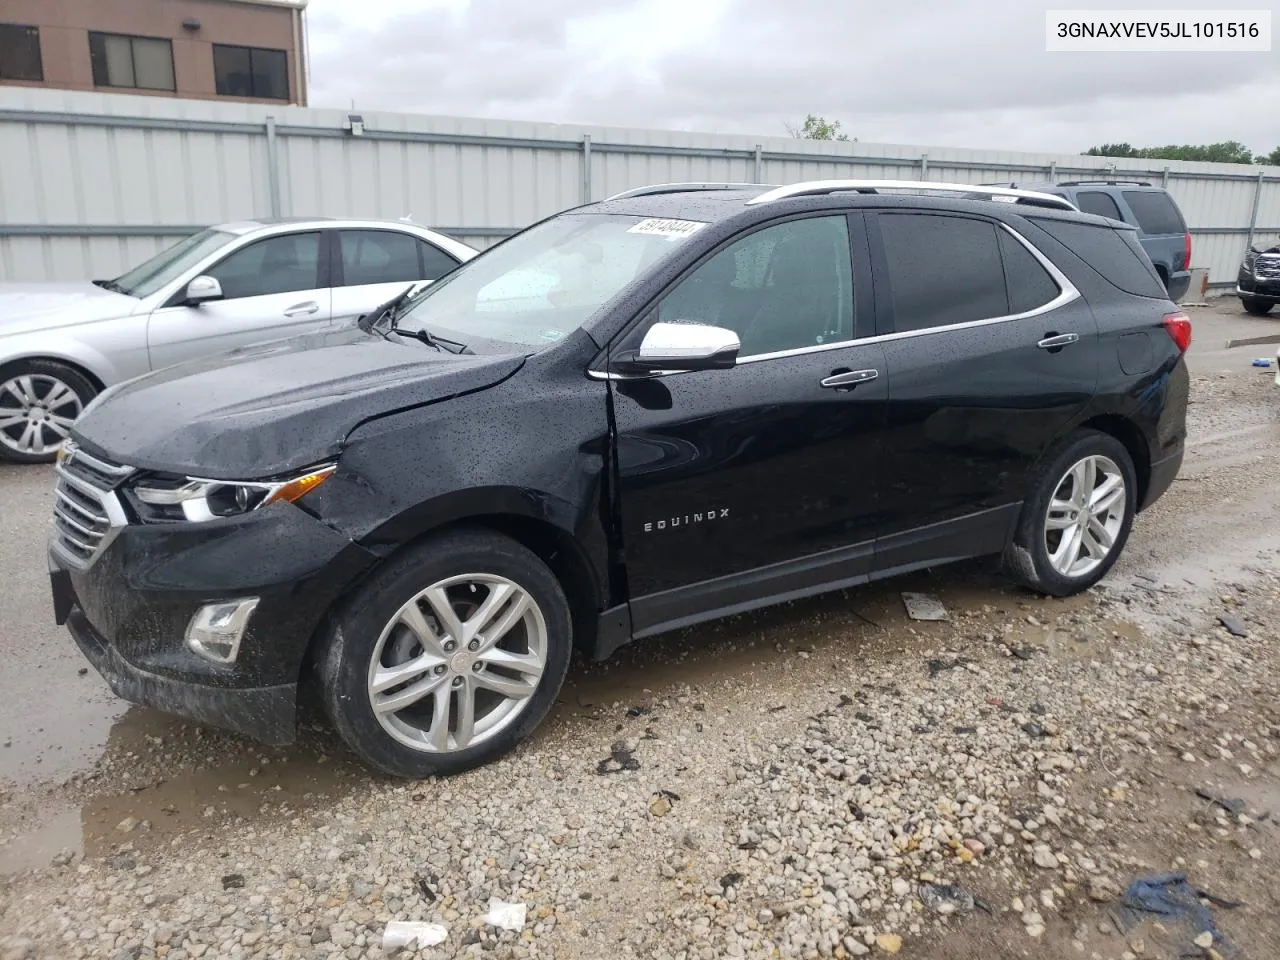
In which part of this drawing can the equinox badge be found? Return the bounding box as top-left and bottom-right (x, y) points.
(643, 508), (729, 533)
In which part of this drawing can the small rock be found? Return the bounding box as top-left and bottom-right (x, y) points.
(1032, 844), (1059, 869)
(1217, 615), (1247, 637)
(962, 838), (985, 857)
(116, 816), (140, 833)
(891, 878), (911, 897)
(221, 873), (245, 890)
(875, 933), (902, 953)
(1088, 876), (1120, 902)
(843, 936), (870, 956)
(1193, 932), (1214, 949)
(1, 937), (36, 960)
(648, 794), (672, 818)
(1027, 924), (1046, 938)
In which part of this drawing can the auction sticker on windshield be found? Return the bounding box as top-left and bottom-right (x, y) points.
(627, 218), (707, 240)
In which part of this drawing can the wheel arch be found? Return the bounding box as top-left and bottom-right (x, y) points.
(299, 496), (610, 689)
(0, 353), (108, 393)
(1076, 414), (1151, 508)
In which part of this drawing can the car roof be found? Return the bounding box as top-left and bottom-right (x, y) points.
(993, 181), (1168, 194)
(582, 181), (1125, 230)
(213, 217), (445, 235)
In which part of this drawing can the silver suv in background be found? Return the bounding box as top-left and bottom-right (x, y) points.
(0, 219), (477, 462)
(987, 180), (1191, 301)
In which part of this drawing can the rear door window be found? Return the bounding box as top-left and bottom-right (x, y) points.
(1122, 191), (1186, 235)
(998, 230), (1060, 313)
(1076, 191), (1124, 222)
(877, 213), (1008, 331)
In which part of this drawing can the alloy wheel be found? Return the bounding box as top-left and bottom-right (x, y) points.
(367, 573), (548, 753)
(0, 374), (83, 458)
(1043, 454), (1126, 579)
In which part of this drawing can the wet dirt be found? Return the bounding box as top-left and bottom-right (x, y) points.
(2, 299), (1279, 889)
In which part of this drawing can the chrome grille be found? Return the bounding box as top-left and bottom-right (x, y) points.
(1256, 254), (1280, 280)
(50, 441), (133, 568)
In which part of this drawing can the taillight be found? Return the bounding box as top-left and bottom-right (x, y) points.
(1163, 311), (1192, 353)
(1183, 232), (1192, 270)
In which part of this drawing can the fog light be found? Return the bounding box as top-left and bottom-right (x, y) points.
(186, 598), (259, 664)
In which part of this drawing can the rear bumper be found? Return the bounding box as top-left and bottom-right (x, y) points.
(64, 603), (297, 745)
(1140, 449), (1183, 512)
(1166, 271), (1190, 303)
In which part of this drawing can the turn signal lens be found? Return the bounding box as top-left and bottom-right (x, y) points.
(1162, 311), (1192, 354)
(262, 465), (336, 505)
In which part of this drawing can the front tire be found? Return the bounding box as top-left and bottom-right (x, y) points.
(1242, 298), (1274, 316)
(0, 360), (97, 463)
(1003, 430), (1136, 597)
(316, 529), (572, 778)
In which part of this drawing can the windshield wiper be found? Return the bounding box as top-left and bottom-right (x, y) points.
(392, 327), (472, 354)
(92, 278), (125, 293)
(357, 284), (418, 334)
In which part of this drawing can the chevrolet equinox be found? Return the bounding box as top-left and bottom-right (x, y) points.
(50, 180), (1190, 778)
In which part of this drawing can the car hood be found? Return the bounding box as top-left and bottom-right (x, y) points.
(72, 326), (525, 478)
(0, 282), (138, 334)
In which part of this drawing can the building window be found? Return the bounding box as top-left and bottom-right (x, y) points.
(0, 23), (43, 81)
(213, 44), (289, 100)
(89, 32), (175, 91)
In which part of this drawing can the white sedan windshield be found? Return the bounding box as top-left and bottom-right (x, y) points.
(113, 228), (238, 298)
(397, 214), (706, 348)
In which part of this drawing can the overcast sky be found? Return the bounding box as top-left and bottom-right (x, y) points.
(305, 0), (1280, 156)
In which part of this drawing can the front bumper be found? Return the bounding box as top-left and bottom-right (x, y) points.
(51, 502), (378, 745)
(1237, 281), (1280, 305)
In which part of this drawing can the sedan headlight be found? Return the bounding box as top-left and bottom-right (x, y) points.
(131, 464), (335, 522)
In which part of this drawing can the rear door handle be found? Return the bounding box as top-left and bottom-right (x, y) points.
(820, 368), (879, 389)
(1037, 332), (1079, 350)
(284, 301), (319, 317)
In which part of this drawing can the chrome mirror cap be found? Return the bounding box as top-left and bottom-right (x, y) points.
(634, 321), (740, 370)
(185, 275), (224, 303)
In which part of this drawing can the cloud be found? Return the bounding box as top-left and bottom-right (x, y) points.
(305, 0), (1280, 155)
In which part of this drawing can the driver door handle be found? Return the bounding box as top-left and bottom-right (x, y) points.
(821, 368), (879, 389)
(284, 301), (319, 317)
(1037, 332), (1079, 350)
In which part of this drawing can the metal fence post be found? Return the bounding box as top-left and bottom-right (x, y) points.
(1246, 169), (1265, 250)
(919, 153), (928, 181)
(1161, 166), (1170, 188)
(754, 144), (763, 183)
(1048, 161), (1057, 182)
(581, 134), (592, 204)
(265, 116), (281, 217)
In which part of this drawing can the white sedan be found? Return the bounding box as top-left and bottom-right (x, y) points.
(0, 219), (477, 462)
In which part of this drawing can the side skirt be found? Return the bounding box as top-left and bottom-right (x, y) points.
(592, 503), (1021, 660)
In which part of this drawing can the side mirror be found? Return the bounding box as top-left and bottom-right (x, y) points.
(617, 321), (740, 374)
(184, 275), (223, 305)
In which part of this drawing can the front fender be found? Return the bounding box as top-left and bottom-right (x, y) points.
(0, 322), (146, 385)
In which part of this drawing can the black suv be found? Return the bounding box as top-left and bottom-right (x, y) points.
(1238, 234), (1280, 315)
(50, 180), (1190, 778)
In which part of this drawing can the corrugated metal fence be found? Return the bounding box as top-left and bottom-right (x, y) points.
(2, 87), (1278, 287)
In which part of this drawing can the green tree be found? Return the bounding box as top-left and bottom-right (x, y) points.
(1084, 143), (1141, 158)
(1083, 140), (1257, 164)
(1261, 146), (1280, 166)
(787, 114), (852, 142)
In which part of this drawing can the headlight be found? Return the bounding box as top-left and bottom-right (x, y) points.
(131, 464), (335, 522)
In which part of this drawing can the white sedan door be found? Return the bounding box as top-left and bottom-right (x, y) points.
(146, 230), (333, 371)
(329, 228), (463, 325)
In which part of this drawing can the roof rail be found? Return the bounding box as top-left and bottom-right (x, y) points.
(604, 182), (769, 202)
(746, 179), (1078, 211)
(1057, 179), (1152, 187)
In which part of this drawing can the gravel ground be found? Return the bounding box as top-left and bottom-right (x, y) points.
(3, 305), (1280, 960)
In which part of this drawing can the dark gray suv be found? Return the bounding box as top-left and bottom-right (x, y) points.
(990, 181), (1192, 301)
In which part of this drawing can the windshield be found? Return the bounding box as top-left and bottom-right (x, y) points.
(112, 228), (239, 298)
(396, 213), (706, 349)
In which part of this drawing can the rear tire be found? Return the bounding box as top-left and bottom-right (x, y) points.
(0, 359), (97, 464)
(1003, 430), (1136, 597)
(316, 528), (572, 778)
(1242, 298), (1274, 316)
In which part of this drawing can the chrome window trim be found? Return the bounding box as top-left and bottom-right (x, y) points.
(589, 221), (1076, 380)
